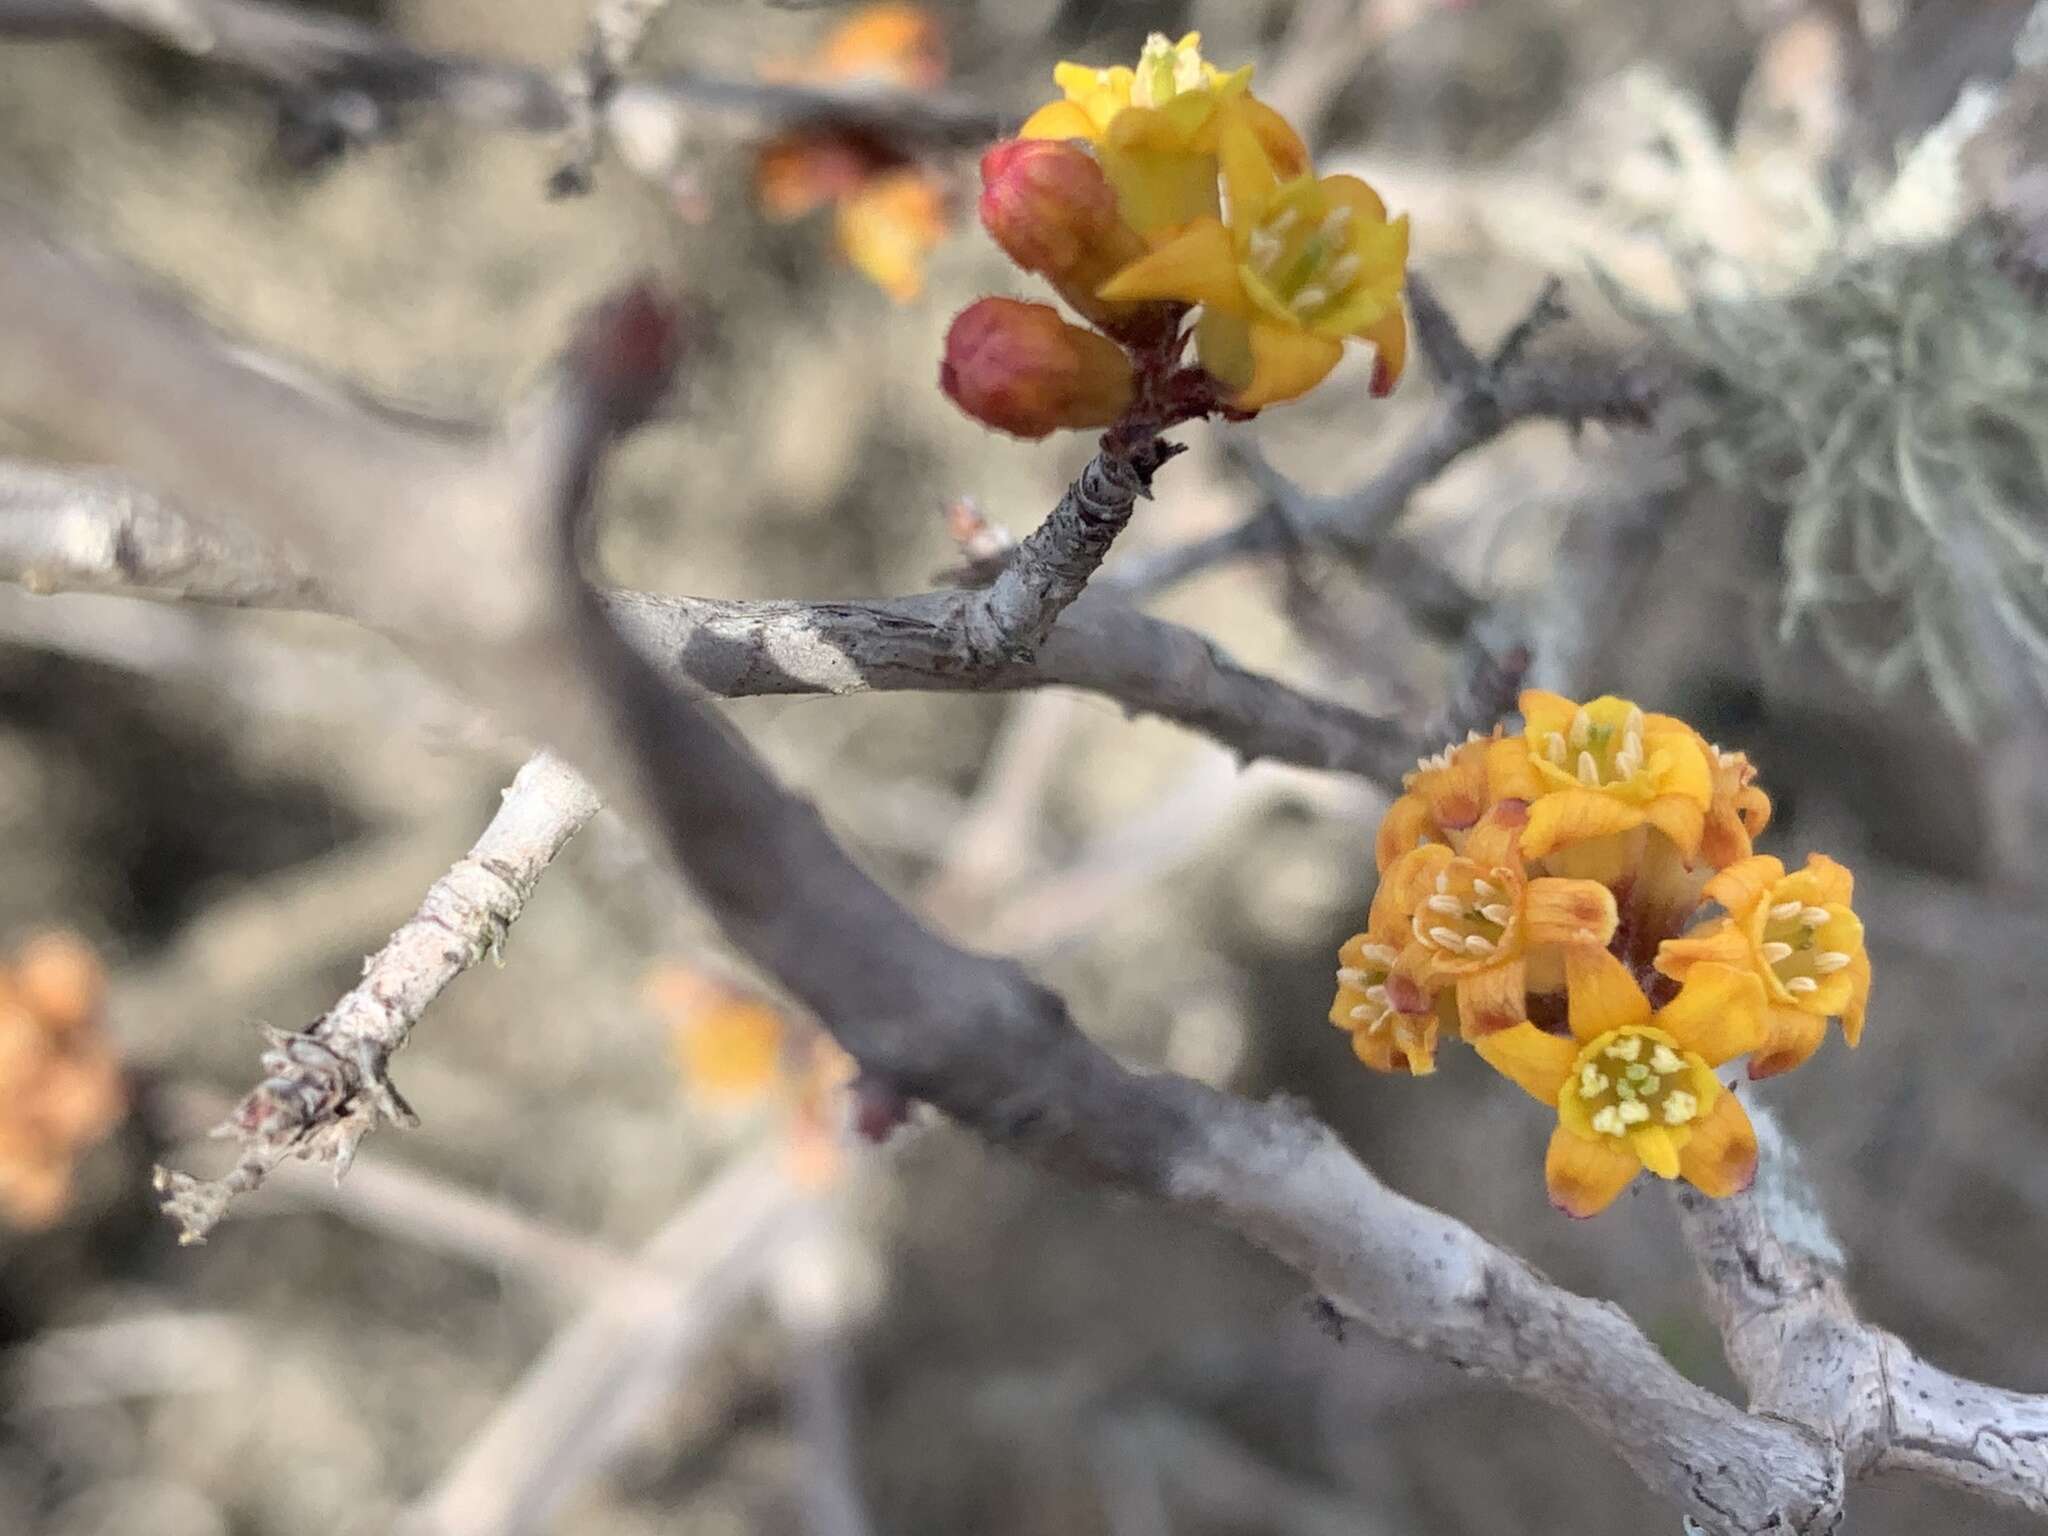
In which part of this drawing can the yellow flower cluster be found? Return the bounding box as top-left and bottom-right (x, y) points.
(0, 933), (125, 1229)
(1331, 691), (1870, 1217)
(950, 31), (1408, 435)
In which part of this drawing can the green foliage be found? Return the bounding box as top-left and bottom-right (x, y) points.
(1660, 235), (2048, 733)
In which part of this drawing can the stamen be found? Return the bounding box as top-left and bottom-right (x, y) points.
(1319, 206), (1353, 241)
(1348, 1003), (1381, 1025)
(1289, 285), (1330, 313)
(1425, 894), (1465, 916)
(1649, 1045), (1683, 1075)
(1604, 1036), (1642, 1062)
(1577, 751), (1601, 786)
(1543, 732), (1567, 765)
(1248, 229), (1284, 268)
(1360, 944), (1399, 968)
(1324, 253), (1361, 289)
(1617, 1100), (1650, 1125)
(1812, 951), (1852, 974)
(1761, 942), (1793, 964)
(1569, 707), (1592, 749)
(1579, 1066), (1609, 1095)
(1435, 872), (1451, 895)
(1624, 1063), (1649, 1082)
(1785, 976), (1819, 994)
(1624, 705), (1645, 738)
(1662, 1090), (1698, 1125)
(1769, 900), (1803, 922)
(1336, 967), (1368, 987)
(1263, 207), (1299, 239)
(1800, 906), (1831, 927)
(1479, 903), (1514, 926)
(1462, 934), (1494, 956)
(1471, 878), (1499, 901)
(1364, 984), (1390, 1005)
(1428, 926), (1464, 950)
(1592, 1106), (1624, 1136)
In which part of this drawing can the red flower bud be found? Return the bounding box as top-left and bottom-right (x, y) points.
(978, 138), (1155, 330)
(940, 298), (1135, 438)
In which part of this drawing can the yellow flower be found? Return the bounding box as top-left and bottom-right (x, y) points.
(1021, 32), (1309, 237)
(1655, 853), (1869, 1079)
(1330, 848), (1450, 1076)
(1476, 954), (1765, 1217)
(647, 967), (788, 1109)
(1485, 690), (1714, 864)
(1375, 731), (1495, 872)
(1097, 104), (1408, 408)
(1403, 806), (1619, 1040)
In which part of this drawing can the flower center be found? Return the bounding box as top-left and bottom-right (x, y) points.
(1336, 942), (1399, 1033)
(1244, 203), (1359, 320)
(1536, 703), (1647, 791)
(1410, 861), (1519, 961)
(1575, 1030), (1703, 1137)
(1131, 32), (1204, 107)
(1758, 895), (1852, 999)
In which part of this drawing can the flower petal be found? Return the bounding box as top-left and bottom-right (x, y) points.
(1702, 854), (1784, 918)
(1748, 1004), (1827, 1079)
(1519, 691), (1579, 744)
(1238, 95), (1310, 178)
(1456, 956), (1527, 1039)
(1522, 790), (1645, 859)
(1841, 948), (1872, 1047)
(1545, 1126), (1640, 1218)
(1523, 877), (1619, 948)
(1485, 737), (1545, 803)
(1372, 843), (1455, 931)
(1793, 853), (1855, 908)
(1459, 801), (1526, 868)
(1098, 217), (1245, 308)
(1233, 322), (1343, 410)
(1358, 301), (1407, 396)
(1643, 793), (1706, 861)
(1677, 1090), (1759, 1198)
(1564, 947), (1652, 1041)
(1654, 962), (1765, 1067)
(1629, 1124), (1684, 1180)
(1652, 917), (1749, 980)
(1216, 101), (1281, 229)
(1472, 1021), (1576, 1103)
(1194, 306), (1256, 393)
(1643, 718), (1713, 804)
(1374, 792), (1436, 873)
(1021, 99), (1103, 142)
(1390, 1011), (1440, 1076)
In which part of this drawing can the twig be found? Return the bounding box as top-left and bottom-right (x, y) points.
(549, 0), (675, 196)
(402, 1145), (810, 1536)
(1675, 1106), (2048, 1516)
(11, 217), (2045, 1533)
(0, 456), (1447, 784)
(1, 0), (999, 170)
(153, 750), (600, 1242)
(1100, 277), (1672, 603)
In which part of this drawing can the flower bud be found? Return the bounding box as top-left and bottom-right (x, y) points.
(978, 138), (1154, 329)
(940, 298), (1135, 438)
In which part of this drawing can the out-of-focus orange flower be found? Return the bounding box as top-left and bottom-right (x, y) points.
(836, 168), (950, 303)
(0, 932), (124, 1230)
(751, 4), (956, 302)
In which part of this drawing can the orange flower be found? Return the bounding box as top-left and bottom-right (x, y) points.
(1403, 805), (1619, 1040)
(835, 168), (949, 302)
(1486, 691), (1714, 864)
(1476, 954), (1765, 1217)
(1655, 853), (1869, 1078)
(810, 2), (945, 89)
(647, 967), (788, 1109)
(1330, 849), (1448, 1076)
(0, 933), (123, 1231)
(1700, 742), (1773, 869)
(1375, 731), (1494, 872)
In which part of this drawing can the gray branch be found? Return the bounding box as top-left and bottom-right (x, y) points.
(0, 0), (999, 168)
(0, 458), (1447, 784)
(1102, 276), (1673, 604)
(9, 210), (2043, 1533)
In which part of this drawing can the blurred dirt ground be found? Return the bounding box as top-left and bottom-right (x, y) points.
(2, 1), (2046, 1533)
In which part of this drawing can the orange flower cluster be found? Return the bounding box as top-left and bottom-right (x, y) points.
(753, 3), (953, 302)
(0, 933), (125, 1229)
(944, 32), (1408, 439)
(1332, 692), (1870, 1217)
(644, 965), (856, 1185)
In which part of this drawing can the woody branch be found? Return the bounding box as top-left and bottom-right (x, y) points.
(3, 216), (2046, 1536)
